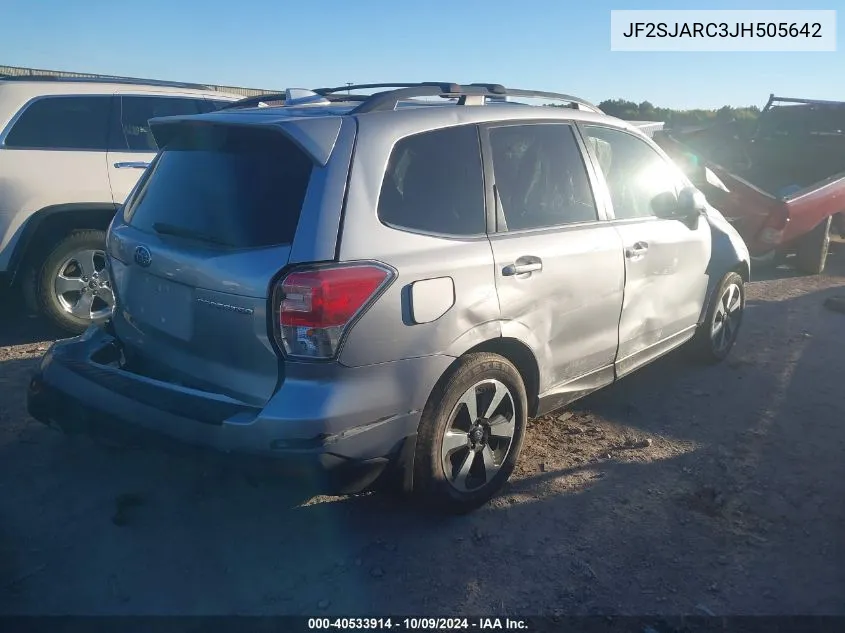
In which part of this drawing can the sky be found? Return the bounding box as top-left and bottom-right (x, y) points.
(1, 0), (842, 110)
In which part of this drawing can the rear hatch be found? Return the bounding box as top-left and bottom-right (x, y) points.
(106, 118), (341, 406)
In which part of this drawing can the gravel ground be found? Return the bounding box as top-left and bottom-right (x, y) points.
(1, 245), (844, 616)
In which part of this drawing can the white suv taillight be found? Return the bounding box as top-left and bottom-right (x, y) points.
(273, 263), (394, 359)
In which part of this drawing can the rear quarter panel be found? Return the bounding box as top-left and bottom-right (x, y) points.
(335, 114), (501, 368)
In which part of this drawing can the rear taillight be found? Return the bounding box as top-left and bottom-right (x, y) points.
(273, 263), (394, 359)
(758, 206), (790, 246)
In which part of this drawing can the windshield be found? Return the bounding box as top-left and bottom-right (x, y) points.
(123, 125), (313, 249)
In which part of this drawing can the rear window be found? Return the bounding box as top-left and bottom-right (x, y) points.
(4, 95), (111, 150)
(123, 125), (313, 249)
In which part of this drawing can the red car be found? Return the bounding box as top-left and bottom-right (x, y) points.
(654, 95), (845, 274)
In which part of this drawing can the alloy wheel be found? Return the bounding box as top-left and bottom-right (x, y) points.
(441, 379), (517, 492)
(52, 249), (114, 321)
(711, 282), (743, 354)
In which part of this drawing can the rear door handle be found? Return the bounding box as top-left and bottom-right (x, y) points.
(502, 258), (543, 276)
(625, 241), (649, 259)
(114, 161), (150, 169)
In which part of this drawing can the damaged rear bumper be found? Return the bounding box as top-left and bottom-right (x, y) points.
(27, 326), (450, 494)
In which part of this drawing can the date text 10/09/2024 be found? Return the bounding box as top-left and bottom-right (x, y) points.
(622, 21), (823, 38)
(308, 618), (529, 630)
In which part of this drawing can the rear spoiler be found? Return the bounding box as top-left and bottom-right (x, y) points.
(147, 115), (343, 167)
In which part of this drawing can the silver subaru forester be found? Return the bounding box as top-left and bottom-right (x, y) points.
(28, 83), (750, 513)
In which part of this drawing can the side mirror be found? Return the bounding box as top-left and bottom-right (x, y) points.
(678, 186), (708, 213)
(651, 187), (707, 220)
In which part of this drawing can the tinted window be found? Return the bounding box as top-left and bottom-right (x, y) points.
(4, 96), (111, 150)
(489, 124), (597, 231)
(124, 126), (313, 249)
(377, 125), (485, 235)
(583, 126), (683, 220)
(118, 96), (205, 151)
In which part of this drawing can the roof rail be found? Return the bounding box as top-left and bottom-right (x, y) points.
(315, 83), (426, 94)
(220, 83), (457, 110)
(0, 74), (215, 91)
(497, 88), (602, 112)
(219, 82), (602, 114)
(337, 83), (600, 114)
(315, 83), (433, 104)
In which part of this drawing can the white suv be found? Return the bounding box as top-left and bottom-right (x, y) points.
(0, 76), (240, 332)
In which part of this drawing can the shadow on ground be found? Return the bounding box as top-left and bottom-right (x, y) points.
(751, 238), (845, 283)
(0, 287), (66, 348)
(1, 275), (844, 616)
(2, 239), (845, 615)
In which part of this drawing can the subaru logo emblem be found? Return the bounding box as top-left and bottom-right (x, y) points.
(134, 245), (152, 268)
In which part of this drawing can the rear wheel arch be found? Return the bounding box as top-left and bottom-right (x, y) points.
(10, 203), (118, 283)
(461, 338), (541, 418)
(387, 336), (540, 497)
(419, 336), (541, 434)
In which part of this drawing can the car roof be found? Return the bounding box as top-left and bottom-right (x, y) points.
(147, 84), (647, 167)
(158, 83), (642, 132)
(149, 97), (640, 138)
(0, 76), (241, 100)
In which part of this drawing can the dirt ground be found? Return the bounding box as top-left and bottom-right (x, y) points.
(1, 245), (844, 617)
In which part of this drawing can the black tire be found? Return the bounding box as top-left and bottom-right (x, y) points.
(690, 271), (745, 364)
(31, 230), (112, 335)
(794, 216), (832, 275)
(413, 352), (528, 514)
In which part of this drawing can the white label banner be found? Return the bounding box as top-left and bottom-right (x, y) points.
(610, 10), (836, 52)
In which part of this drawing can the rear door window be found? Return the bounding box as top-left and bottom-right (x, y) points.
(123, 125), (313, 249)
(115, 96), (206, 151)
(488, 123), (598, 231)
(4, 95), (111, 150)
(377, 124), (486, 236)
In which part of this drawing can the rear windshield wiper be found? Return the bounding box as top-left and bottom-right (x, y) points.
(152, 222), (234, 247)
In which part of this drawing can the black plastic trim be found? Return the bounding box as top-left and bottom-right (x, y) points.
(27, 370), (396, 495)
(49, 339), (259, 425)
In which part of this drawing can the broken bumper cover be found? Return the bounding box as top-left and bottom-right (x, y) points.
(27, 327), (450, 494)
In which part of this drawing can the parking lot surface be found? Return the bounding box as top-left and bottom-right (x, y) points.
(1, 246), (844, 616)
